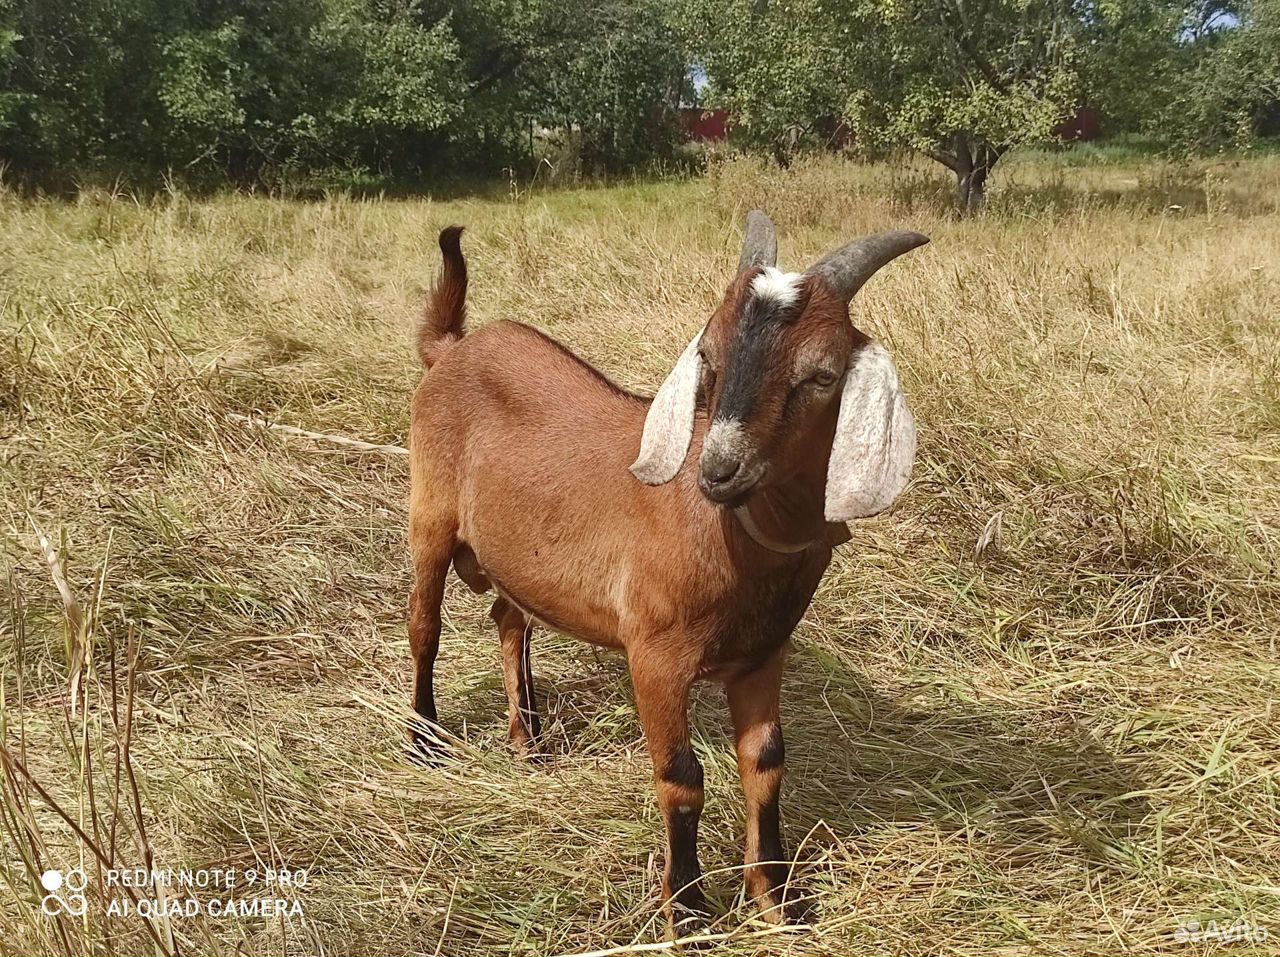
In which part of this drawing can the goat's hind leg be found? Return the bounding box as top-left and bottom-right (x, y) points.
(490, 596), (542, 754)
(407, 509), (455, 758)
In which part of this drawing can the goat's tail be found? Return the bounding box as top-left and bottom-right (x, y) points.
(417, 225), (468, 368)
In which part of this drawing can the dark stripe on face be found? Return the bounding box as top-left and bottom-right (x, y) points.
(715, 281), (797, 422)
(661, 744), (704, 790)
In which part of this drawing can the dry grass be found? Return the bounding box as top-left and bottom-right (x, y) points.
(2, 152), (1279, 956)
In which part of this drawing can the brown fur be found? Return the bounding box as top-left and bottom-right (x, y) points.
(407, 230), (857, 929)
(416, 225), (467, 368)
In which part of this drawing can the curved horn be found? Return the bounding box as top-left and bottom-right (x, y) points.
(737, 210), (778, 272)
(807, 230), (929, 302)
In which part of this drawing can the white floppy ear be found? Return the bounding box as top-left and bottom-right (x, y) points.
(825, 342), (916, 521)
(630, 329), (704, 485)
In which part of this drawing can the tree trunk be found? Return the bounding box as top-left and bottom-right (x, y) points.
(955, 162), (991, 213)
(930, 134), (1001, 216)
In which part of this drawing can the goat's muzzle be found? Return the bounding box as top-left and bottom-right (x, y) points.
(699, 420), (764, 505)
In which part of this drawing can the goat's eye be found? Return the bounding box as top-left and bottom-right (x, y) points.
(810, 370), (838, 388)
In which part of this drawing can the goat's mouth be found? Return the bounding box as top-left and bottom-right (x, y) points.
(699, 461), (765, 506)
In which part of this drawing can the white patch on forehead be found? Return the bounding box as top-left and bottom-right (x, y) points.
(750, 267), (803, 309)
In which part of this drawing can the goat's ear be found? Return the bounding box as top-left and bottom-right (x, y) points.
(630, 329), (703, 485)
(825, 342), (916, 521)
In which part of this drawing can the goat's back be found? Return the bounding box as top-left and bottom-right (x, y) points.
(410, 320), (686, 645)
(412, 318), (642, 450)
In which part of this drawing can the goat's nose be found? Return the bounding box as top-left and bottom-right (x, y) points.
(702, 455), (741, 485)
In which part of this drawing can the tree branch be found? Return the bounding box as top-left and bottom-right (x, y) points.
(937, 0), (1007, 92)
(928, 149), (961, 172)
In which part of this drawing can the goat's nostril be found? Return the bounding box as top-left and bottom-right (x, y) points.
(704, 458), (741, 485)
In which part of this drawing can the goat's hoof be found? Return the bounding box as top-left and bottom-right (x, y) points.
(405, 728), (450, 768)
(521, 747), (551, 766)
(509, 734), (548, 764)
(508, 716), (543, 755)
(754, 887), (811, 926)
(665, 897), (713, 948)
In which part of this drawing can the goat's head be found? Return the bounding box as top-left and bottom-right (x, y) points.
(631, 211), (927, 522)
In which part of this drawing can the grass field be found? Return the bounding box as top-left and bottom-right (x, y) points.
(2, 153), (1279, 956)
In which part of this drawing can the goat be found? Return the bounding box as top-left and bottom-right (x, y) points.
(407, 213), (927, 928)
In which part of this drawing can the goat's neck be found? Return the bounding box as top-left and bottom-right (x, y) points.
(733, 473), (830, 557)
(683, 413), (838, 565)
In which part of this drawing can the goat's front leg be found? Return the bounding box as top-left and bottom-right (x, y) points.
(726, 646), (796, 923)
(630, 655), (707, 934)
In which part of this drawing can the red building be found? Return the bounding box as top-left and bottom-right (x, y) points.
(1054, 106), (1101, 142)
(679, 108), (730, 142)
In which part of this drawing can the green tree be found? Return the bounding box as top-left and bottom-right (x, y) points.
(1082, 0), (1189, 134)
(1166, 0), (1280, 151)
(0, 0), (23, 137)
(158, 0), (329, 181)
(680, 0), (850, 163)
(543, 0), (686, 171)
(156, 1), (466, 181)
(689, 0), (1085, 211)
(0, 0), (171, 176)
(0, 0), (690, 185)
(421, 0), (686, 174)
(310, 5), (463, 173)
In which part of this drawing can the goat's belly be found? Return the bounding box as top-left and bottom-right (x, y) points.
(492, 574), (626, 650)
(460, 543), (627, 650)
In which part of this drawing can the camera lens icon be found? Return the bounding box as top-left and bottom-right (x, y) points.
(40, 868), (87, 917)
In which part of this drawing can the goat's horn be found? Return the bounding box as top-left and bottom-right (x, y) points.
(807, 230), (929, 302)
(737, 210), (778, 272)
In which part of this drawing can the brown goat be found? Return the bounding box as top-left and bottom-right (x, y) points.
(407, 214), (927, 929)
